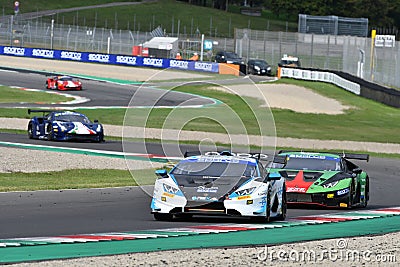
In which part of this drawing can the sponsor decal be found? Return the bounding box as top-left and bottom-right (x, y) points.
(116, 55), (137, 65)
(60, 51), (82, 61)
(162, 192), (175, 198)
(336, 188), (350, 196)
(194, 62), (212, 71)
(286, 187), (307, 193)
(196, 157), (240, 163)
(143, 58), (163, 67)
(197, 186), (218, 193)
(170, 60), (189, 69)
(3, 46), (25, 56)
(289, 154), (326, 160)
(88, 53), (110, 63)
(238, 195), (251, 200)
(32, 49), (54, 58)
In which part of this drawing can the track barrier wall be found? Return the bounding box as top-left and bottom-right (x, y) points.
(0, 46), (219, 73)
(279, 67), (400, 108)
(2, 45), (399, 108)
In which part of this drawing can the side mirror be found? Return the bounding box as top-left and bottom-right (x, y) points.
(352, 168), (362, 174)
(94, 119), (99, 123)
(267, 172), (281, 181)
(155, 169), (169, 178)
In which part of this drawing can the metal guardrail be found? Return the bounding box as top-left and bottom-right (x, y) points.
(0, 16), (398, 89)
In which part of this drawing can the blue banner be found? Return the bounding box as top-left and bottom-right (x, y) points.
(0, 46), (219, 73)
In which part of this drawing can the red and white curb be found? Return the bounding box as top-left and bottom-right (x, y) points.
(1, 207), (399, 248)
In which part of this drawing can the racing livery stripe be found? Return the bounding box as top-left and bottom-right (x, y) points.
(1, 207), (399, 248)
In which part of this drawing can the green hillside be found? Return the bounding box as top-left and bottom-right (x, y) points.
(2, 0), (297, 37)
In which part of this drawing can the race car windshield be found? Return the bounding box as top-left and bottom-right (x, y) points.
(253, 60), (268, 67)
(55, 114), (91, 123)
(225, 52), (241, 59)
(283, 158), (340, 171)
(171, 161), (256, 177)
(59, 77), (74, 81)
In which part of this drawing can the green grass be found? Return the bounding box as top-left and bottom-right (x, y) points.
(272, 79), (400, 143)
(0, 86), (74, 103)
(0, 149), (398, 192)
(0, 168), (162, 192)
(2, 79), (400, 143)
(31, 0), (297, 36)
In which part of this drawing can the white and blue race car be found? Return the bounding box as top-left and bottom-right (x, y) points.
(151, 151), (287, 222)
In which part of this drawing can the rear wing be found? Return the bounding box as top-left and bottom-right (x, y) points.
(277, 150), (369, 162)
(342, 153), (369, 162)
(28, 109), (55, 115)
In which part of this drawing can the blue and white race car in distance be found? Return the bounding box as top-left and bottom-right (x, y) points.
(27, 109), (104, 142)
(151, 151), (287, 222)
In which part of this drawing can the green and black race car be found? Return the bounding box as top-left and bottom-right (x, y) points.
(268, 151), (369, 208)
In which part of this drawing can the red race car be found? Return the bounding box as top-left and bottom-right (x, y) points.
(45, 76), (82, 91)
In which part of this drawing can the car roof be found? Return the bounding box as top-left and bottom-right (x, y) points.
(278, 151), (341, 160)
(281, 55), (299, 61)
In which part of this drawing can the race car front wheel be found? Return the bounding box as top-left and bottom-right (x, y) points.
(27, 122), (33, 139)
(252, 189), (271, 223)
(47, 125), (53, 141)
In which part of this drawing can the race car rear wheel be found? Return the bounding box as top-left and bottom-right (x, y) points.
(27, 122), (33, 139)
(154, 213), (173, 221)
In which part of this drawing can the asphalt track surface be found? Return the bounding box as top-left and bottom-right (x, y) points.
(0, 69), (399, 240)
(0, 131), (399, 239)
(0, 68), (215, 108)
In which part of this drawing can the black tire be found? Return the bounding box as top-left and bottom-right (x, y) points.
(347, 182), (354, 209)
(360, 177), (369, 208)
(45, 81), (49, 89)
(276, 184), (287, 221)
(27, 122), (33, 139)
(46, 125), (53, 141)
(175, 213), (193, 220)
(153, 213), (173, 221)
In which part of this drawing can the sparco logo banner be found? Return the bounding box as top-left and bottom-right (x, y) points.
(194, 62), (213, 71)
(61, 51), (82, 61)
(32, 49), (54, 58)
(3, 47), (25, 56)
(169, 60), (189, 69)
(88, 53), (110, 63)
(116, 55), (137, 65)
(143, 58), (163, 67)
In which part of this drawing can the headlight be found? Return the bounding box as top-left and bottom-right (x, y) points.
(254, 66), (260, 70)
(236, 187), (256, 196)
(267, 67), (271, 71)
(163, 183), (179, 194)
(322, 181), (339, 188)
